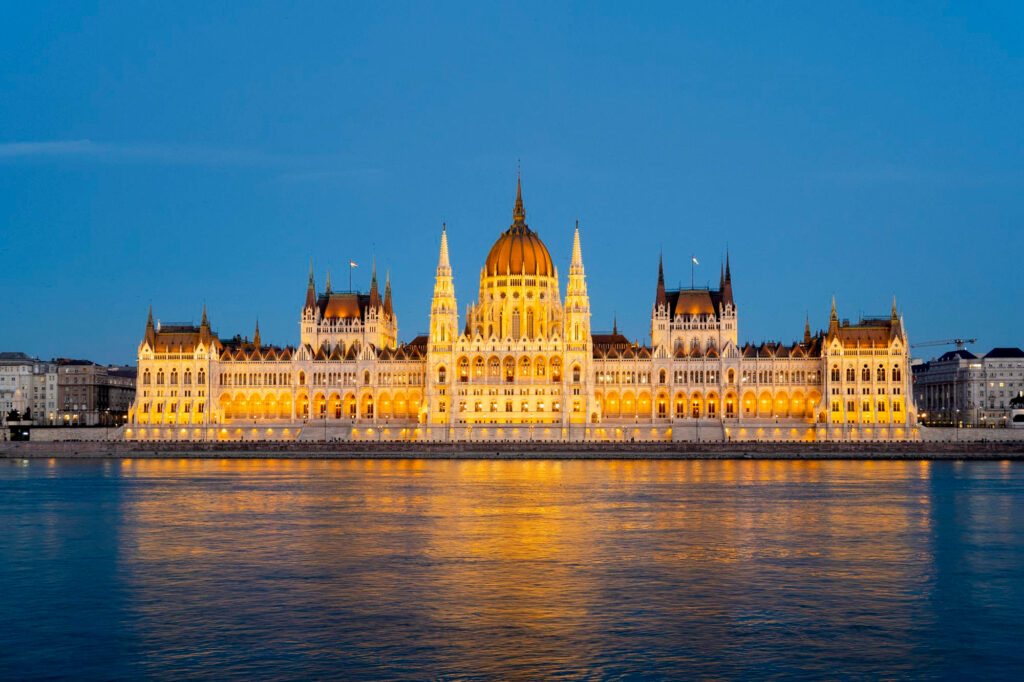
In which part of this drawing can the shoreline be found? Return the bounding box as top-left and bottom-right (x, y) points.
(2, 441), (1022, 460)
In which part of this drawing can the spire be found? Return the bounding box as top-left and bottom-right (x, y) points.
(570, 221), (584, 271)
(325, 268), (332, 294)
(721, 250), (734, 306)
(383, 269), (393, 317)
(655, 253), (667, 309)
(891, 295), (898, 320)
(613, 315), (618, 336)
(144, 305), (156, 346)
(804, 315), (812, 345)
(201, 304), (208, 327)
(253, 319), (261, 347)
(512, 171), (525, 223)
(831, 295), (837, 320)
(305, 263), (317, 310)
(369, 259), (381, 308)
(437, 223), (451, 272)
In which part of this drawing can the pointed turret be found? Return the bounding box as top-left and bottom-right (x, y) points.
(655, 254), (667, 310)
(438, 222), (451, 272)
(201, 304), (209, 328)
(369, 260), (381, 308)
(829, 296), (840, 334)
(253, 319), (261, 347)
(304, 262), (317, 310)
(804, 315), (812, 345)
(145, 305), (156, 346)
(513, 171), (525, 223)
(325, 268), (332, 294)
(383, 269), (393, 317)
(891, 295), (898, 320)
(721, 250), (734, 306)
(613, 315), (618, 336)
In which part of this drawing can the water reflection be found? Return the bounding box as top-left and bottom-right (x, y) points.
(1, 459), (1022, 679)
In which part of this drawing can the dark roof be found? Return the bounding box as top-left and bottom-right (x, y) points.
(0, 352), (33, 361)
(937, 349), (977, 361)
(318, 292), (369, 320)
(665, 289), (723, 316)
(985, 347), (1024, 359)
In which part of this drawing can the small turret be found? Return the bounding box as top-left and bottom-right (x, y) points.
(325, 268), (332, 295)
(253, 319), (261, 347)
(804, 315), (812, 345)
(369, 260), (381, 309)
(721, 250), (734, 306)
(304, 262), (317, 311)
(655, 254), (667, 310)
(145, 305), (156, 346)
(383, 270), (393, 318)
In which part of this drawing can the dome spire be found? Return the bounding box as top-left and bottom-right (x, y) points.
(513, 169), (525, 223)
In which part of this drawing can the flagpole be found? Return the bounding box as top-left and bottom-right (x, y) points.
(691, 254), (694, 289)
(349, 263), (353, 293)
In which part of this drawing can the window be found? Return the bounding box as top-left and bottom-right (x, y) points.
(572, 366), (581, 383)
(877, 401), (886, 412)
(527, 309), (535, 338)
(861, 365), (870, 382)
(846, 367), (855, 382)
(893, 365), (902, 382)
(184, 370), (192, 385)
(511, 310), (521, 338)
(659, 369), (666, 384)
(143, 369), (151, 385)
(831, 366), (840, 382)
(156, 370), (165, 385)
(876, 365), (885, 382)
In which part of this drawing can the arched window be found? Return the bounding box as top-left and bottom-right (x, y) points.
(474, 356), (485, 378)
(845, 367), (855, 382)
(861, 364), (870, 382)
(830, 365), (839, 382)
(511, 309), (521, 338)
(551, 359), (562, 382)
(156, 369), (165, 385)
(728, 368), (735, 384)
(893, 365), (902, 382)
(526, 309), (535, 338)
(143, 369), (151, 385)
(437, 366), (446, 383)
(198, 369), (206, 384)
(169, 369), (178, 385)
(572, 365), (581, 383)
(659, 369), (666, 384)
(876, 365), (885, 381)
(364, 370), (371, 385)
(183, 370), (192, 385)
(457, 357), (469, 382)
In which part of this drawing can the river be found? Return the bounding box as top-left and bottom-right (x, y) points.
(1, 458), (1021, 679)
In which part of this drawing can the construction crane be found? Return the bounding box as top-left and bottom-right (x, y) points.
(910, 338), (977, 350)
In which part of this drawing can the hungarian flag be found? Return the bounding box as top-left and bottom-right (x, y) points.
(692, 256), (699, 265)
(349, 260), (358, 268)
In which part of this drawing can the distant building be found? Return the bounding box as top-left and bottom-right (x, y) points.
(913, 347), (1024, 427)
(57, 360), (137, 426)
(0, 352), (58, 425)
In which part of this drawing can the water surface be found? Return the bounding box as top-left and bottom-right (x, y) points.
(1, 458), (1022, 679)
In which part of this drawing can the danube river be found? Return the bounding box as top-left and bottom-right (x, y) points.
(1, 458), (1022, 679)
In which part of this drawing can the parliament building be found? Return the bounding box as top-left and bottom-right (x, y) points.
(127, 178), (918, 442)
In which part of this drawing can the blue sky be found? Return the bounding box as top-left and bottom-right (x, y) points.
(2, 1), (1021, 364)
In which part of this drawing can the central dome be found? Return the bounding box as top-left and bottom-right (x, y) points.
(483, 178), (555, 278)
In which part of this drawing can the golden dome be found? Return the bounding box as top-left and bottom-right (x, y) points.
(483, 177), (555, 278)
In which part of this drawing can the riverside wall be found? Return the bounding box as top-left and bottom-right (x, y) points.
(2, 438), (1021, 459)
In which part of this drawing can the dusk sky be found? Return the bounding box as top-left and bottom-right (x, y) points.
(2, 1), (1021, 365)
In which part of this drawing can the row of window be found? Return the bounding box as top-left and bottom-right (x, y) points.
(829, 364), (903, 382)
(142, 369), (207, 385)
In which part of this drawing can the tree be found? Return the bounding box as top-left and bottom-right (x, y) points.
(6, 409), (20, 422)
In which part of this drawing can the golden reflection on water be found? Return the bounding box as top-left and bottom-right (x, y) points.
(106, 458), (955, 676)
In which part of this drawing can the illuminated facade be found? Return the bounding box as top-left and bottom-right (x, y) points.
(127, 178), (917, 442)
